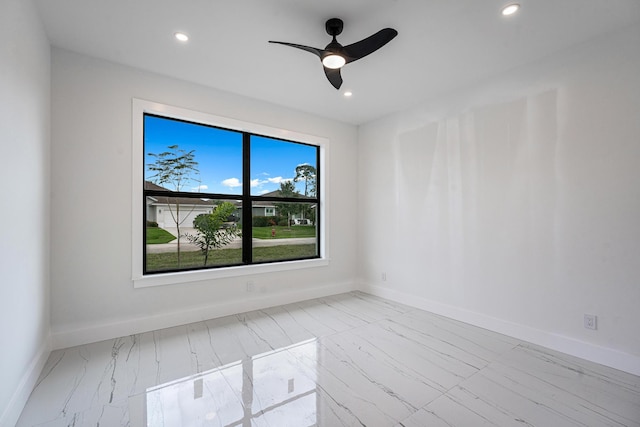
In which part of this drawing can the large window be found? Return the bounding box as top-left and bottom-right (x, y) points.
(141, 112), (321, 277)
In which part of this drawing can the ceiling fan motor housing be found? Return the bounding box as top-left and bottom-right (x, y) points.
(325, 18), (344, 37)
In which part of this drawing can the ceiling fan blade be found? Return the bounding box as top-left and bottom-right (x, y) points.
(343, 28), (398, 63)
(324, 67), (343, 89)
(268, 41), (323, 58)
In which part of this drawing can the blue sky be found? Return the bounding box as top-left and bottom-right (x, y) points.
(144, 115), (317, 196)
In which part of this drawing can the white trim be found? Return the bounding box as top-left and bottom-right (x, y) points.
(359, 283), (640, 377)
(51, 280), (354, 349)
(0, 337), (51, 427)
(132, 98), (329, 288)
(134, 258), (329, 288)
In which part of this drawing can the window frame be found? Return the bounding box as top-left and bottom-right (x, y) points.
(132, 99), (329, 288)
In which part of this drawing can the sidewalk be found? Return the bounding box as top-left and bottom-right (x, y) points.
(146, 227), (315, 254)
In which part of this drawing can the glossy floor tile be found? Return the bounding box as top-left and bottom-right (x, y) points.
(17, 292), (640, 426)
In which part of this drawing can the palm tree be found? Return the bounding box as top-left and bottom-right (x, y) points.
(294, 164), (316, 197)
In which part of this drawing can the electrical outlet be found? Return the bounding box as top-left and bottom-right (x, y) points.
(584, 314), (597, 330)
(381, 272), (387, 281)
(246, 281), (255, 293)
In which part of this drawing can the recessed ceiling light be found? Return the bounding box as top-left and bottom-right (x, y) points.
(501, 4), (520, 16)
(344, 91), (353, 97)
(174, 32), (189, 42)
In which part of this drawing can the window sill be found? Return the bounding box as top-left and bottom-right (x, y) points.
(133, 258), (330, 288)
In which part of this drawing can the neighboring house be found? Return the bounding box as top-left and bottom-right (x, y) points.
(145, 184), (315, 227)
(145, 181), (215, 228)
(251, 190), (278, 217)
(238, 190), (315, 224)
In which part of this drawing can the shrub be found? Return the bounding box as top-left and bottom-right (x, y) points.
(146, 220), (159, 227)
(278, 219), (288, 226)
(252, 216), (270, 227)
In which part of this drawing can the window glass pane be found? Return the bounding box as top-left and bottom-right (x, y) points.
(145, 197), (242, 272)
(250, 136), (317, 198)
(251, 202), (317, 263)
(144, 115), (243, 195)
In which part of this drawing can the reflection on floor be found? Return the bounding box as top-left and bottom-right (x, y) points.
(17, 292), (640, 426)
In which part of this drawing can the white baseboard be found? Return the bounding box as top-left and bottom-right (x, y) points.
(0, 337), (51, 427)
(360, 283), (640, 377)
(52, 281), (356, 350)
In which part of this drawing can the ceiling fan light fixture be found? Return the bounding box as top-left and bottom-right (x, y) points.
(322, 54), (346, 69)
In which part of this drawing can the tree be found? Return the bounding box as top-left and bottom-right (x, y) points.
(147, 145), (200, 267)
(294, 164), (317, 197)
(185, 202), (240, 266)
(294, 164), (316, 223)
(274, 181), (300, 228)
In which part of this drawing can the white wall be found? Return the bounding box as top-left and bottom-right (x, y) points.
(0, 0), (51, 425)
(358, 23), (640, 375)
(50, 49), (359, 347)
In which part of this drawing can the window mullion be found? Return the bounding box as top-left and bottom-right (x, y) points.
(242, 133), (252, 264)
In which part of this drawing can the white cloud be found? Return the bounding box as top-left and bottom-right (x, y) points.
(249, 176), (292, 187)
(259, 189), (270, 195)
(222, 178), (242, 188)
(267, 176), (292, 184)
(193, 184), (208, 191)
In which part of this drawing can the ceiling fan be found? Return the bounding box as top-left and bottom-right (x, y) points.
(269, 18), (398, 90)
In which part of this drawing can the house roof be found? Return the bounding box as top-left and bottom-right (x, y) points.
(144, 181), (214, 207)
(145, 182), (315, 208)
(250, 190), (314, 207)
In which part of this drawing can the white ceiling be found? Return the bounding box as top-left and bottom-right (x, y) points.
(34, 0), (640, 125)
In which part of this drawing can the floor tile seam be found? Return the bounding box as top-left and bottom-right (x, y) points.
(488, 340), (524, 365)
(442, 358), (625, 427)
(496, 341), (635, 383)
(486, 346), (640, 419)
(412, 353), (558, 427)
(446, 348), (634, 425)
(313, 310), (415, 344)
(512, 342), (640, 382)
(411, 348), (516, 416)
(464, 342), (523, 387)
(366, 307), (422, 328)
(414, 372), (532, 427)
(374, 308), (522, 371)
(393, 387), (449, 426)
(395, 304), (527, 348)
(303, 308), (407, 341)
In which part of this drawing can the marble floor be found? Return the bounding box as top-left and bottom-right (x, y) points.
(17, 292), (640, 426)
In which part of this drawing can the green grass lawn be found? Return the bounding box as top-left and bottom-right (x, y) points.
(145, 244), (317, 271)
(252, 225), (316, 239)
(146, 227), (176, 244)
